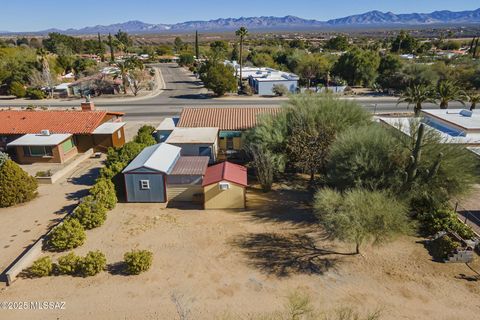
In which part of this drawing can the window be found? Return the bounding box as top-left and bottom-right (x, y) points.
(23, 146), (53, 157)
(117, 130), (122, 139)
(226, 137), (234, 150)
(219, 182), (230, 190)
(62, 139), (75, 153)
(140, 180), (150, 190)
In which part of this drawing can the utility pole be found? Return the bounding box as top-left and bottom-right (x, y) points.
(195, 30), (200, 60)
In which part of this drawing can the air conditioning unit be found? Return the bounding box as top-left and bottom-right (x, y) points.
(40, 129), (50, 136)
(219, 182), (230, 190)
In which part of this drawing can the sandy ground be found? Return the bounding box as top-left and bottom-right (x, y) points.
(1, 184), (479, 320)
(0, 158), (103, 276)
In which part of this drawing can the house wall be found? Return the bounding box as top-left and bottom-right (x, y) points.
(13, 142), (78, 164)
(203, 181), (245, 209)
(74, 134), (95, 153)
(124, 171), (166, 203)
(169, 141), (218, 162)
(167, 185), (203, 202)
(92, 128), (125, 152)
(255, 80), (298, 95)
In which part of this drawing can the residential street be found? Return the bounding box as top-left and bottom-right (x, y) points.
(0, 63), (466, 122)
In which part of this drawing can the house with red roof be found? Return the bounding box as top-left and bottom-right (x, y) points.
(202, 161), (248, 209)
(0, 101), (125, 164)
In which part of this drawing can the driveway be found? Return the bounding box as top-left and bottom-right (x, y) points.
(0, 158), (103, 280)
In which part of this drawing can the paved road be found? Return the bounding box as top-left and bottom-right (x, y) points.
(0, 63), (465, 121)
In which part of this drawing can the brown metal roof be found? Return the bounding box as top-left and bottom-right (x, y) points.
(177, 107), (281, 131)
(170, 156), (210, 176)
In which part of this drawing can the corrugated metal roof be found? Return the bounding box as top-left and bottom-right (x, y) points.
(202, 161), (248, 187)
(177, 107), (281, 131)
(166, 127), (218, 144)
(170, 156), (209, 175)
(0, 110), (110, 135)
(7, 133), (72, 146)
(122, 143), (181, 174)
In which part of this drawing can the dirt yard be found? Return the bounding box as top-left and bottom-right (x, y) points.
(1, 183), (480, 320)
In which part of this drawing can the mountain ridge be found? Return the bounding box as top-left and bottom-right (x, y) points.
(2, 8), (480, 35)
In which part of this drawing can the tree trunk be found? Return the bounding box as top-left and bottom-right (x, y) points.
(471, 102), (476, 111)
(239, 37), (243, 89)
(440, 101), (448, 109)
(414, 103), (422, 116)
(310, 170), (315, 184)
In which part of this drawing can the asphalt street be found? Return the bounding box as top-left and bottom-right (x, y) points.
(0, 63), (466, 121)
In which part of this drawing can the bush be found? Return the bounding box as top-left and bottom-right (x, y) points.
(419, 208), (475, 239)
(71, 196), (107, 229)
(76, 250), (107, 277)
(26, 88), (46, 100)
(9, 81), (26, 98)
(314, 188), (412, 254)
(100, 161), (125, 179)
(134, 125), (156, 146)
(89, 179), (117, 210)
(272, 84), (288, 96)
(198, 62), (237, 96)
(47, 218), (86, 251)
(0, 151), (9, 167)
(56, 252), (81, 275)
(429, 235), (460, 260)
(0, 159), (38, 208)
(124, 250), (153, 275)
(327, 125), (406, 191)
(26, 256), (53, 277)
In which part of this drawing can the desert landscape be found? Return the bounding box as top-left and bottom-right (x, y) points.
(2, 181), (479, 320)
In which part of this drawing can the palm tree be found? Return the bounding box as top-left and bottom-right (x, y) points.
(397, 84), (434, 116)
(466, 91), (480, 111)
(436, 80), (466, 109)
(235, 27), (249, 89)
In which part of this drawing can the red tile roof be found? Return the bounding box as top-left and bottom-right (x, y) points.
(170, 156), (210, 176)
(0, 110), (120, 135)
(202, 161), (247, 187)
(178, 107), (280, 131)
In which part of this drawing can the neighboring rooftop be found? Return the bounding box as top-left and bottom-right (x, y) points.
(202, 161), (248, 187)
(122, 143), (181, 174)
(170, 156), (210, 176)
(177, 107), (280, 131)
(166, 127), (219, 144)
(7, 133), (72, 146)
(377, 117), (480, 145)
(421, 109), (480, 131)
(0, 109), (124, 135)
(468, 147), (480, 157)
(92, 122), (126, 134)
(224, 61), (299, 81)
(156, 117), (179, 131)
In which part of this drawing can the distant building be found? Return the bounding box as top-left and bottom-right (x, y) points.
(224, 61), (299, 95)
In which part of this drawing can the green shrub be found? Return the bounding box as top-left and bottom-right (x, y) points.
(134, 125), (156, 146)
(100, 161), (125, 179)
(430, 235), (460, 260)
(327, 125), (406, 191)
(0, 159), (38, 208)
(76, 251), (107, 277)
(272, 84), (288, 96)
(26, 256), (53, 277)
(26, 88), (46, 100)
(56, 252), (81, 275)
(0, 151), (9, 167)
(419, 208), (475, 239)
(71, 196), (107, 229)
(124, 249), (153, 275)
(9, 81), (26, 98)
(47, 218), (86, 251)
(89, 179), (117, 210)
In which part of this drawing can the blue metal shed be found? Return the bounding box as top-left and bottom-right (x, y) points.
(122, 143), (181, 203)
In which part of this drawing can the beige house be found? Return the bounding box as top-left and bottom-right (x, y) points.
(202, 162), (247, 210)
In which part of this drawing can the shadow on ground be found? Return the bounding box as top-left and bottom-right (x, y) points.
(172, 93), (212, 100)
(231, 232), (351, 277)
(68, 167), (100, 186)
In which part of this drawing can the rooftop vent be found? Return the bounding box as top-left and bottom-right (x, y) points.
(40, 129), (50, 136)
(460, 109), (473, 117)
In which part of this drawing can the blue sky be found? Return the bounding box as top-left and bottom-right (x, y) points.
(1, 0), (479, 31)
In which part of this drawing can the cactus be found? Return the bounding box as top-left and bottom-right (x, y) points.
(402, 123), (443, 191)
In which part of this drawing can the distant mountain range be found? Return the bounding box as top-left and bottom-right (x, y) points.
(3, 8), (480, 35)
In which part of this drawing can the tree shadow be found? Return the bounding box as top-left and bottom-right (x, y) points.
(231, 232), (352, 277)
(107, 262), (129, 276)
(171, 93), (213, 100)
(68, 167), (100, 186)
